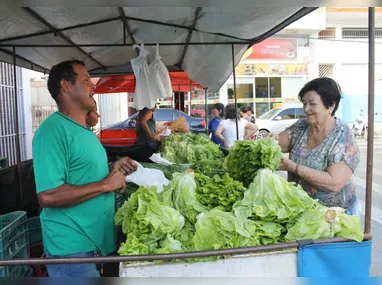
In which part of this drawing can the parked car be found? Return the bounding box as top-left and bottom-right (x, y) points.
(98, 108), (206, 147)
(255, 107), (305, 139)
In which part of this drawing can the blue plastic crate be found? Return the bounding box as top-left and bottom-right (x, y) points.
(27, 216), (42, 246)
(0, 211), (30, 277)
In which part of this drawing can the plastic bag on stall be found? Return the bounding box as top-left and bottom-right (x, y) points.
(148, 44), (173, 99)
(125, 162), (169, 193)
(131, 44), (156, 110)
(149, 153), (174, 165)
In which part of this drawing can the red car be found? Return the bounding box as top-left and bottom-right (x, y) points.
(97, 108), (206, 147)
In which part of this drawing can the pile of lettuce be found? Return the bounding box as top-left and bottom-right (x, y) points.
(225, 138), (283, 187)
(116, 136), (364, 264)
(160, 133), (224, 164)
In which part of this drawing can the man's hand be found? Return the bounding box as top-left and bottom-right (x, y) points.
(110, 156), (138, 176)
(223, 141), (230, 150)
(102, 169), (126, 193)
(151, 134), (161, 141)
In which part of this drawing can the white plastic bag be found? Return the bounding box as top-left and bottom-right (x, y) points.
(125, 162), (169, 193)
(148, 44), (173, 99)
(149, 153), (174, 165)
(131, 44), (156, 110)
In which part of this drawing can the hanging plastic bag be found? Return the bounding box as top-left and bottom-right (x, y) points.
(148, 44), (173, 99)
(125, 162), (169, 193)
(131, 44), (156, 110)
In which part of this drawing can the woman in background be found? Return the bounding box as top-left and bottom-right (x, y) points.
(215, 104), (258, 150)
(208, 103), (225, 146)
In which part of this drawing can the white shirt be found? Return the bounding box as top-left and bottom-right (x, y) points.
(220, 119), (247, 148)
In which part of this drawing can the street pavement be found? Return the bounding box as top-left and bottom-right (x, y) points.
(353, 137), (382, 276)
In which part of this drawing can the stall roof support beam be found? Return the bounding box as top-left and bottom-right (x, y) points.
(22, 7), (107, 69)
(119, 8), (137, 47)
(178, 7), (202, 68)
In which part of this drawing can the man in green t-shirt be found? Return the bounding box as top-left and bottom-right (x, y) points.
(32, 59), (137, 277)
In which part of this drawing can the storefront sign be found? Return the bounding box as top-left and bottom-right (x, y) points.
(241, 39), (297, 60)
(235, 63), (308, 76)
(227, 98), (299, 104)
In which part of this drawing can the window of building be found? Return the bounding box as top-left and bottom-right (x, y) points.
(342, 27), (382, 39)
(319, 64), (334, 78)
(318, 27), (336, 39)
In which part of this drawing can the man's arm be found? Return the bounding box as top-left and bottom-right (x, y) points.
(38, 169), (126, 208)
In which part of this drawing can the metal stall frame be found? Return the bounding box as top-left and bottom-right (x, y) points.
(0, 7), (375, 267)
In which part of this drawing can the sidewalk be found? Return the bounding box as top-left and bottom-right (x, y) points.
(374, 124), (382, 136)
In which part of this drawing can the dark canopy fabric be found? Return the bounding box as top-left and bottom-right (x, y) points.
(0, 7), (315, 92)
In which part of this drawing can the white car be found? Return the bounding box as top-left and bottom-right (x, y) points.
(255, 107), (305, 139)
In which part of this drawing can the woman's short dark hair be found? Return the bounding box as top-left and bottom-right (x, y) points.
(47, 59), (85, 103)
(298, 77), (342, 116)
(239, 106), (247, 113)
(212, 103), (225, 117)
(225, 104), (240, 120)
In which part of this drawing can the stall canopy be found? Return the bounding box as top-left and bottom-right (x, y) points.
(0, 7), (316, 92)
(93, 71), (204, 94)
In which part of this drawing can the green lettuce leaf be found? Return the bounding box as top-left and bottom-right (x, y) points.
(285, 207), (363, 242)
(233, 169), (316, 222)
(192, 209), (283, 258)
(159, 171), (209, 224)
(195, 172), (246, 212)
(115, 186), (185, 246)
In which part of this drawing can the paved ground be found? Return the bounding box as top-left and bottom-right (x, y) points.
(353, 137), (382, 276)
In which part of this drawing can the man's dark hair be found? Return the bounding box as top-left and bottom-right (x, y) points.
(298, 77), (342, 116)
(225, 104), (240, 120)
(47, 59), (85, 102)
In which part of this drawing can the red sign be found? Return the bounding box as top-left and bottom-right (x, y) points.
(242, 39), (297, 60)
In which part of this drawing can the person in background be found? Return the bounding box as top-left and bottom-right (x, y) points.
(136, 104), (160, 143)
(86, 100), (100, 128)
(239, 106), (250, 121)
(208, 103), (225, 146)
(247, 106), (256, 124)
(215, 104), (258, 150)
(33, 59), (137, 278)
(270, 77), (361, 217)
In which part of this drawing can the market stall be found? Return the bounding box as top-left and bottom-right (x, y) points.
(0, 6), (376, 278)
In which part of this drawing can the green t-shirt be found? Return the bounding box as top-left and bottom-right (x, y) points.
(32, 112), (116, 256)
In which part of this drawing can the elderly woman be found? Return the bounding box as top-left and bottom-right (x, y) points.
(272, 77), (360, 216)
(215, 104), (258, 150)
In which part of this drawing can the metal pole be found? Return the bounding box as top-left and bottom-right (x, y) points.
(204, 87), (208, 135)
(231, 44), (239, 140)
(0, 234), (372, 266)
(365, 7), (375, 234)
(178, 84), (181, 110)
(12, 47), (24, 209)
(189, 80), (192, 115)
